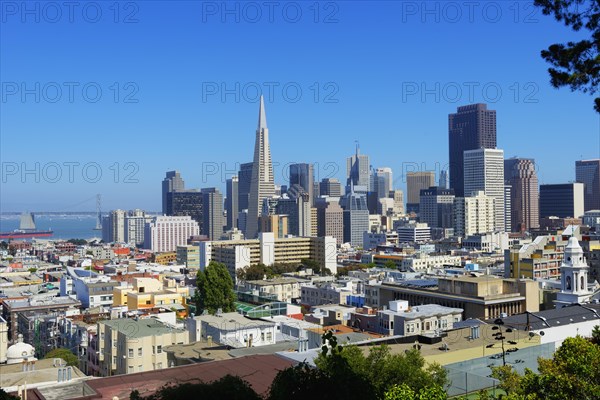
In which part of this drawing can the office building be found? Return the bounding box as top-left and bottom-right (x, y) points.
(390, 189), (405, 214)
(463, 148), (505, 231)
(144, 216), (200, 253)
(454, 191), (495, 237)
(260, 214), (289, 238)
(162, 171), (185, 215)
(289, 163), (314, 205)
(419, 186), (455, 229)
(346, 144), (370, 189)
(247, 96), (275, 238)
(504, 158), (539, 232)
(504, 184), (512, 234)
(225, 176), (239, 230)
(406, 171), (435, 213)
(397, 222), (431, 243)
(237, 162), (253, 213)
(341, 189), (369, 247)
(448, 103), (497, 197)
(320, 178), (343, 197)
(576, 159), (600, 211)
(439, 170), (449, 189)
(201, 187), (224, 240)
(539, 183), (584, 218)
(166, 190), (203, 231)
(315, 197), (344, 245)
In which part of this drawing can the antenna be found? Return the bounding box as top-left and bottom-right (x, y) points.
(94, 194), (102, 230)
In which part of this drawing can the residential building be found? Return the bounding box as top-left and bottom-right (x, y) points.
(240, 277), (304, 302)
(60, 267), (118, 309)
(576, 159), (600, 211)
(187, 312), (276, 348)
(504, 158), (539, 232)
(112, 277), (189, 312)
(463, 148), (505, 231)
(504, 234), (570, 279)
(448, 103), (497, 197)
(0, 317), (7, 363)
(97, 318), (188, 376)
(162, 171), (185, 215)
(454, 191), (495, 237)
(539, 183), (585, 218)
(400, 253), (461, 271)
(199, 234), (337, 279)
(102, 209), (126, 243)
(125, 209), (153, 246)
(406, 171), (435, 213)
(462, 231), (509, 252)
(176, 245), (200, 269)
(419, 186), (455, 229)
(144, 216), (200, 253)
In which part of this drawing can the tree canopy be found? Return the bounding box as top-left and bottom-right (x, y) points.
(535, 0), (600, 112)
(130, 375), (261, 400)
(195, 261), (236, 314)
(44, 348), (79, 367)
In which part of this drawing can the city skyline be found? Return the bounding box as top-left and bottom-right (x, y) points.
(2, 2), (599, 212)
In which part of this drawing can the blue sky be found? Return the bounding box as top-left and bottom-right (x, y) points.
(1, 1), (599, 212)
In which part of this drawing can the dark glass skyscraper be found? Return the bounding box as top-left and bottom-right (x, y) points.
(576, 159), (600, 211)
(166, 190), (203, 231)
(448, 103), (497, 197)
(289, 163), (314, 205)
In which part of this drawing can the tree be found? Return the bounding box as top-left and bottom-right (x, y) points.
(195, 261), (236, 314)
(591, 324), (600, 345)
(492, 336), (600, 400)
(132, 375), (261, 400)
(301, 258), (321, 274)
(534, 0), (600, 112)
(383, 260), (397, 269)
(44, 348), (79, 367)
(67, 238), (87, 245)
(0, 389), (20, 400)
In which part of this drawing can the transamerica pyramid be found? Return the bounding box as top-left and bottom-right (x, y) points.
(245, 95), (275, 238)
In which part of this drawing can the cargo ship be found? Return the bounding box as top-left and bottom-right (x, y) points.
(0, 212), (53, 240)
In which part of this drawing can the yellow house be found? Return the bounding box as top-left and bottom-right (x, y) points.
(112, 277), (189, 314)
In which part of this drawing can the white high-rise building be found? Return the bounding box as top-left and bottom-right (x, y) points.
(463, 148), (505, 232)
(102, 209), (126, 243)
(454, 191), (495, 237)
(246, 96), (275, 239)
(144, 216), (200, 253)
(125, 209), (153, 245)
(376, 167), (393, 193)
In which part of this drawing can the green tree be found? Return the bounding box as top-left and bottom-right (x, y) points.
(44, 348), (79, 367)
(0, 389), (20, 400)
(492, 336), (600, 400)
(67, 238), (87, 245)
(383, 260), (397, 269)
(195, 261), (236, 314)
(133, 375), (261, 400)
(534, 0), (600, 112)
(591, 324), (600, 345)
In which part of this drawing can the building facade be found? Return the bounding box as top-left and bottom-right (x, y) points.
(504, 158), (539, 233)
(406, 171), (435, 213)
(144, 216), (200, 253)
(539, 183), (584, 218)
(576, 159), (600, 212)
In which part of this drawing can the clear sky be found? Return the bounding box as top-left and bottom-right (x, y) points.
(1, 1), (599, 212)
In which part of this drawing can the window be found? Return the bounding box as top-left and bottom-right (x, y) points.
(128, 348), (134, 358)
(128, 366), (134, 373)
(138, 365), (143, 372)
(138, 347), (142, 356)
(266, 332), (272, 342)
(157, 345), (162, 354)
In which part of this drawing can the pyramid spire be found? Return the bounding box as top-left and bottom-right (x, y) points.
(257, 95), (267, 130)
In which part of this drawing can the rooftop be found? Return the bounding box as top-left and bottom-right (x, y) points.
(499, 303), (600, 331)
(195, 312), (276, 329)
(101, 318), (184, 338)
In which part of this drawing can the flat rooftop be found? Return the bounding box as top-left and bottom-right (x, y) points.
(196, 312), (276, 329)
(101, 318), (185, 338)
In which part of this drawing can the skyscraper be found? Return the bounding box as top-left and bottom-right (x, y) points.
(448, 104), (497, 197)
(246, 96), (275, 239)
(406, 171), (435, 213)
(237, 162), (253, 212)
(576, 159), (600, 211)
(539, 183), (585, 218)
(419, 187), (455, 229)
(225, 176), (239, 230)
(504, 158), (539, 232)
(320, 178), (342, 197)
(289, 163), (314, 205)
(439, 170), (449, 189)
(375, 167), (393, 193)
(166, 190), (203, 231)
(463, 148), (505, 232)
(341, 188), (369, 247)
(346, 143), (370, 190)
(202, 187), (224, 240)
(162, 171), (185, 215)
(315, 197), (344, 245)
(454, 191), (495, 237)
